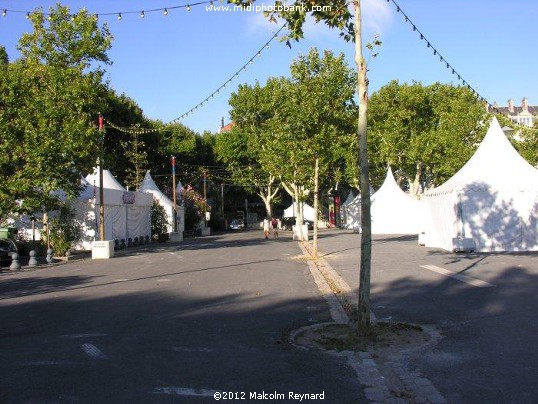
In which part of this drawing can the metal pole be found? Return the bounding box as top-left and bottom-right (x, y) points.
(98, 114), (105, 241)
(172, 156), (177, 232)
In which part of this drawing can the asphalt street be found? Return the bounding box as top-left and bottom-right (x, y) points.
(0, 231), (364, 403)
(1, 228), (537, 403)
(314, 229), (538, 403)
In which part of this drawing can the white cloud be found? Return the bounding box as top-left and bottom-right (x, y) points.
(362, 0), (394, 36)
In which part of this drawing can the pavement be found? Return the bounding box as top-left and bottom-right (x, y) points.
(1, 228), (537, 403)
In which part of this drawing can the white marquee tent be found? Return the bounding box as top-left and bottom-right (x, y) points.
(283, 202), (316, 222)
(424, 117), (538, 252)
(370, 167), (426, 235)
(139, 170), (184, 234)
(71, 168), (152, 249)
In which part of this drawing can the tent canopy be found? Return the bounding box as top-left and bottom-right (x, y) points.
(370, 167), (425, 234)
(86, 167), (126, 191)
(424, 117), (538, 252)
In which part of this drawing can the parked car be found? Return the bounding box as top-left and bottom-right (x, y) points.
(280, 217), (314, 231)
(0, 238), (17, 267)
(229, 218), (245, 231)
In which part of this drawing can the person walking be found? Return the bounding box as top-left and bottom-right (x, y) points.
(271, 217), (279, 238)
(262, 217), (270, 239)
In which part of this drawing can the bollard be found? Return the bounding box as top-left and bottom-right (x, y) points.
(46, 248), (54, 264)
(10, 252), (21, 270)
(120, 239), (126, 249)
(127, 238), (133, 247)
(133, 237), (139, 246)
(28, 250), (39, 267)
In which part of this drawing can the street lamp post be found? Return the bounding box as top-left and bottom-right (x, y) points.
(98, 114), (105, 241)
(172, 156), (177, 233)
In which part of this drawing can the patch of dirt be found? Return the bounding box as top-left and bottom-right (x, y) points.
(292, 321), (428, 353)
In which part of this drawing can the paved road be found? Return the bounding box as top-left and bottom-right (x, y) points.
(0, 231), (365, 403)
(314, 229), (538, 403)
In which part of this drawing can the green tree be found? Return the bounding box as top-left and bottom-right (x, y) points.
(0, 63), (107, 216)
(216, 81), (282, 217)
(229, 0), (374, 333)
(368, 81), (487, 193)
(17, 4), (112, 71)
(0, 5), (112, 218)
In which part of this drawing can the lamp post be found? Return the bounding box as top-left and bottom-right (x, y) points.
(172, 156), (177, 232)
(98, 114), (105, 241)
(30, 215), (36, 251)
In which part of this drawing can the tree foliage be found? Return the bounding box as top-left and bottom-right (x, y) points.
(0, 5), (112, 219)
(17, 4), (112, 71)
(368, 81), (487, 192)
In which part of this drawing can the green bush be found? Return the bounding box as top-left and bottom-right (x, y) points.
(151, 200), (169, 242)
(46, 204), (81, 256)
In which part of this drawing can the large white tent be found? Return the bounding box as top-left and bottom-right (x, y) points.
(370, 167), (425, 235)
(71, 168), (152, 250)
(283, 202), (316, 222)
(424, 117), (538, 252)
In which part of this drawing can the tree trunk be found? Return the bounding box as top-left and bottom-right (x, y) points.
(354, 0), (373, 334)
(409, 161), (423, 198)
(313, 158), (319, 258)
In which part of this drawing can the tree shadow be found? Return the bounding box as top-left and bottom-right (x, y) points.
(369, 263), (538, 403)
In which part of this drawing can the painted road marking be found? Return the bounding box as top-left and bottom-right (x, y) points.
(61, 333), (107, 339)
(154, 387), (219, 397)
(20, 361), (73, 366)
(172, 347), (214, 353)
(421, 265), (494, 288)
(80, 343), (108, 360)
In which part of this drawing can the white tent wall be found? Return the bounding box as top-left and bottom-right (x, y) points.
(283, 202), (316, 222)
(139, 170), (180, 234)
(342, 195), (361, 230)
(370, 168), (425, 235)
(424, 117), (538, 252)
(72, 176), (153, 250)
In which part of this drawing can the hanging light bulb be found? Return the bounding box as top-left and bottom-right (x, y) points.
(26, 12), (30, 19)
(140, 11), (145, 18)
(93, 14), (98, 21)
(186, 5), (191, 11)
(117, 13), (122, 20)
(163, 8), (169, 16)
(2, 9), (6, 17)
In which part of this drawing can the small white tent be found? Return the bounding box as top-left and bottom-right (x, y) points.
(283, 202), (316, 222)
(424, 117), (538, 252)
(86, 168), (126, 191)
(139, 170), (184, 234)
(370, 167), (425, 235)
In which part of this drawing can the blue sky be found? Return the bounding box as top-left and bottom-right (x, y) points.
(1, 0), (537, 134)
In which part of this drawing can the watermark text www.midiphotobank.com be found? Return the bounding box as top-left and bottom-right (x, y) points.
(206, 3), (332, 14)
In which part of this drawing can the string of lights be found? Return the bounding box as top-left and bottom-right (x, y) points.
(104, 22), (287, 135)
(386, 0), (501, 114)
(1, 1), (220, 20)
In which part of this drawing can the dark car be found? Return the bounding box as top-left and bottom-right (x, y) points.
(0, 238), (17, 267)
(229, 218), (245, 231)
(280, 217), (314, 231)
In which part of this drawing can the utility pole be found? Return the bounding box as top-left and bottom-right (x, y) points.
(172, 156), (177, 232)
(98, 114), (105, 241)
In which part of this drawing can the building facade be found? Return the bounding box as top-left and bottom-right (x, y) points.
(490, 98), (537, 127)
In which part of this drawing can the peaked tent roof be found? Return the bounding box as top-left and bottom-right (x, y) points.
(427, 117), (538, 195)
(86, 167), (126, 191)
(370, 166), (425, 234)
(139, 171), (174, 208)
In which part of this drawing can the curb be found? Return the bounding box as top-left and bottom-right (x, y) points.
(297, 239), (446, 404)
